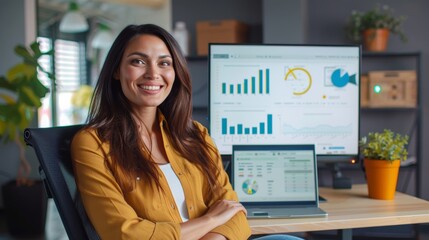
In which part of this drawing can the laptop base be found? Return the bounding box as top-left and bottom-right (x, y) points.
(246, 207), (327, 219)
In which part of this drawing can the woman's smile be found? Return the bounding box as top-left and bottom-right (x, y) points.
(139, 84), (162, 91)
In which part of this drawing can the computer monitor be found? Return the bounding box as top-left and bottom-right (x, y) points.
(208, 44), (361, 177)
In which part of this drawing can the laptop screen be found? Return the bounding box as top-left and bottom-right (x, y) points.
(232, 144), (318, 204)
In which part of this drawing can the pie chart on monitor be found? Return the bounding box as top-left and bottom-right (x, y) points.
(331, 68), (356, 87)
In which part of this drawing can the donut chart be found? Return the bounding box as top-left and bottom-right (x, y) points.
(242, 179), (258, 195)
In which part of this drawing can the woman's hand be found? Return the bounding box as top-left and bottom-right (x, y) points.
(204, 199), (247, 226)
(180, 200), (247, 240)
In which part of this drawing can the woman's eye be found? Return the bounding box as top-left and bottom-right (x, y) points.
(132, 59), (145, 65)
(160, 61), (172, 67)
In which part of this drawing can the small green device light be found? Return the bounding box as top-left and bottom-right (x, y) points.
(373, 85), (382, 94)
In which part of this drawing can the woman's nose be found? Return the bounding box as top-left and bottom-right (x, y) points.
(144, 64), (159, 79)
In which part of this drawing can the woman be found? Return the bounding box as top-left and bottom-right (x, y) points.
(72, 24), (302, 240)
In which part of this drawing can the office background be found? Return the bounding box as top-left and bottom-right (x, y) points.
(0, 0), (429, 238)
(170, 0), (429, 200)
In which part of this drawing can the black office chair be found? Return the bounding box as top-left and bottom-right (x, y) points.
(24, 125), (100, 240)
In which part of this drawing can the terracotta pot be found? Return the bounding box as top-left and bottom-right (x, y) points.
(362, 28), (390, 52)
(364, 159), (400, 200)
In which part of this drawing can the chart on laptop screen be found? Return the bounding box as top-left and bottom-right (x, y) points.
(234, 149), (316, 202)
(209, 44), (360, 156)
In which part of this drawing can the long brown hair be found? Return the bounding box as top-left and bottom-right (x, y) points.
(86, 24), (220, 193)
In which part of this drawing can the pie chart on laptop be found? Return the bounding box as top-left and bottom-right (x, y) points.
(242, 179), (258, 195)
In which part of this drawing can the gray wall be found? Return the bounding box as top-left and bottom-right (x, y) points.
(263, 0), (307, 44)
(0, 0), (39, 208)
(172, 0), (429, 200)
(0, 1), (25, 73)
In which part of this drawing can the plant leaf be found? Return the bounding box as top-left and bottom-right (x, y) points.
(18, 86), (43, 108)
(14, 45), (38, 66)
(28, 75), (49, 98)
(0, 104), (21, 126)
(17, 104), (33, 130)
(6, 63), (36, 83)
(0, 88), (18, 104)
(0, 76), (16, 90)
(30, 41), (42, 58)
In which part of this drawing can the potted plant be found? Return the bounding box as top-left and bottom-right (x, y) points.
(345, 4), (407, 52)
(0, 41), (54, 237)
(359, 129), (409, 200)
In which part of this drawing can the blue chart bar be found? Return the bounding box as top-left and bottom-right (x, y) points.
(222, 69), (270, 95)
(266, 69), (270, 94)
(222, 118), (227, 134)
(221, 114), (273, 135)
(237, 124), (243, 134)
(229, 126), (235, 134)
(245, 128), (250, 134)
(252, 127), (257, 134)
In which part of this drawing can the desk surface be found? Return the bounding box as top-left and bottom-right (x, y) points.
(249, 184), (429, 235)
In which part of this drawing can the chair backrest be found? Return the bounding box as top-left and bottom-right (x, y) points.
(24, 125), (100, 240)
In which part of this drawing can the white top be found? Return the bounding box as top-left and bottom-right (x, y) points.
(158, 163), (189, 222)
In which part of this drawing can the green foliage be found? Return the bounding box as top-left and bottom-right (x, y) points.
(359, 129), (409, 163)
(345, 4), (407, 43)
(0, 41), (53, 145)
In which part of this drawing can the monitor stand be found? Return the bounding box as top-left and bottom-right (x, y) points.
(328, 163), (352, 189)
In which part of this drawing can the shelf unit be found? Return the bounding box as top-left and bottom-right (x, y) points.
(361, 51), (421, 197)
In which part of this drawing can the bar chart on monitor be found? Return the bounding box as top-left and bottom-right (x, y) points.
(211, 110), (280, 147)
(212, 64), (272, 97)
(220, 113), (273, 135)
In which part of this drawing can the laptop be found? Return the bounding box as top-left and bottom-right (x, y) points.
(231, 144), (328, 219)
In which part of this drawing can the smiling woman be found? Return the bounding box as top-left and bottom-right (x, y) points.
(71, 24), (251, 240)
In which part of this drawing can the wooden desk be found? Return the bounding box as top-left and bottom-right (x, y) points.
(249, 184), (429, 239)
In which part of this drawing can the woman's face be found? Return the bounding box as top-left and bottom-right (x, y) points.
(116, 34), (175, 112)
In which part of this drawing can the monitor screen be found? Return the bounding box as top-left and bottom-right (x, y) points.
(208, 44), (360, 162)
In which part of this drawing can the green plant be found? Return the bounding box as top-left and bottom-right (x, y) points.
(345, 4), (407, 43)
(359, 129), (409, 163)
(0, 41), (54, 183)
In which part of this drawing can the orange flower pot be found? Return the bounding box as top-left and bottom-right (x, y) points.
(364, 159), (400, 200)
(362, 28), (390, 52)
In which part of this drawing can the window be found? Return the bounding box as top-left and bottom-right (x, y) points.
(37, 37), (87, 127)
